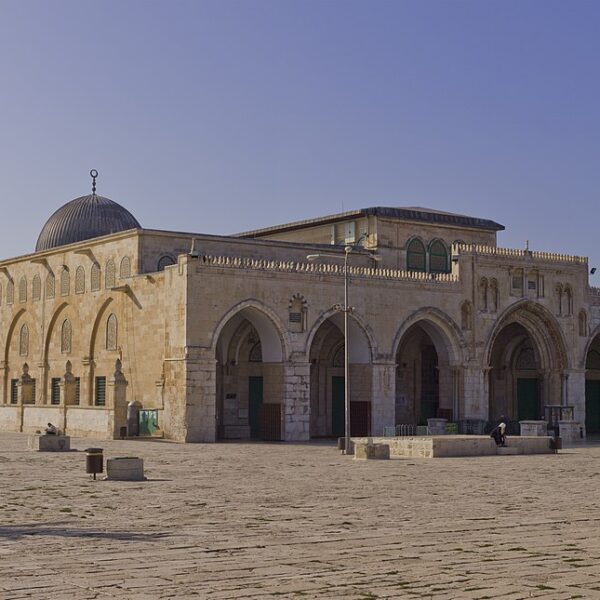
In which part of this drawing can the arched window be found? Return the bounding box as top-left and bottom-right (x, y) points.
(120, 256), (131, 279)
(105, 260), (116, 288)
(91, 263), (101, 291)
(429, 240), (449, 274)
(32, 275), (41, 301)
(75, 266), (85, 294)
(7, 280), (14, 304)
(489, 278), (498, 313)
(18, 276), (27, 303)
(555, 283), (563, 316)
(106, 314), (118, 351)
(249, 342), (262, 362)
(46, 273), (55, 299)
(461, 301), (473, 331)
(564, 285), (573, 316)
(579, 310), (587, 337)
(61, 319), (72, 354)
(157, 255), (176, 271)
(19, 324), (29, 357)
(406, 238), (426, 272)
(479, 277), (488, 311)
(60, 268), (70, 296)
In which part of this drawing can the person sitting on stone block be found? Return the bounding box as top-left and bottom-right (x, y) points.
(490, 422), (506, 447)
(45, 423), (57, 435)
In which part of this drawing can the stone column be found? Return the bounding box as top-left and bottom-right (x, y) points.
(59, 361), (76, 434)
(81, 357), (94, 407)
(106, 359), (128, 439)
(567, 368), (586, 434)
(283, 360), (310, 442)
(182, 350), (217, 443)
(0, 360), (7, 405)
(370, 361), (396, 436)
(461, 364), (487, 420)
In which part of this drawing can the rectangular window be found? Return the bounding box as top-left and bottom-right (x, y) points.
(512, 275), (523, 289)
(31, 379), (36, 404)
(10, 379), (18, 404)
(289, 312), (302, 323)
(95, 376), (106, 407)
(50, 378), (61, 405)
(528, 280), (537, 290)
(344, 221), (356, 244)
(75, 377), (81, 405)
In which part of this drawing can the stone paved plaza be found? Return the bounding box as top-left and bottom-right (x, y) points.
(2, 433), (600, 599)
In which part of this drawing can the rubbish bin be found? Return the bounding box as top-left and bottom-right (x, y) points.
(85, 448), (104, 480)
(119, 426), (127, 439)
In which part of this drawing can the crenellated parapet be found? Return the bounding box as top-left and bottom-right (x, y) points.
(196, 254), (460, 284)
(454, 243), (587, 265)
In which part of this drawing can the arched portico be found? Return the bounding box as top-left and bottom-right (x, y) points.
(213, 303), (288, 441)
(484, 301), (568, 423)
(307, 311), (373, 438)
(393, 310), (463, 425)
(584, 328), (600, 435)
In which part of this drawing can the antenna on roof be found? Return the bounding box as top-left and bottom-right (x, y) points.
(90, 169), (98, 196)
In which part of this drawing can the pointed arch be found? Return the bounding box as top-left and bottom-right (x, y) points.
(43, 303), (69, 360)
(19, 324), (29, 357)
(106, 313), (118, 351)
(45, 272), (55, 299)
(120, 256), (131, 279)
(391, 307), (466, 366)
(18, 276), (27, 303)
(304, 307), (378, 363)
(4, 308), (26, 364)
(105, 260), (116, 288)
(483, 300), (569, 370)
(428, 239), (450, 274)
(60, 268), (70, 296)
(210, 299), (291, 364)
(91, 263), (101, 291)
(61, 319), (72, 353)
(75, 266), (85, 294)
(89, 298), (116, 358)
(32, 275), (41, 301)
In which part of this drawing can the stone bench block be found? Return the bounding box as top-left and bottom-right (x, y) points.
(519, 420), (548, 436)
(354, 442), (390, 460)
(496, 446), (522, 455)
(28, 435), (70, 452)
(105, 457), (145, 481)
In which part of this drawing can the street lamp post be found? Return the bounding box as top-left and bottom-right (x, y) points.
(307, 237), (379, 454)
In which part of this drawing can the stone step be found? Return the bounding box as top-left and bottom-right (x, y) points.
(496, 446), (522, 455)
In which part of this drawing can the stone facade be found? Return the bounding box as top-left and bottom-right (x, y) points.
(1, 201), (600, 442)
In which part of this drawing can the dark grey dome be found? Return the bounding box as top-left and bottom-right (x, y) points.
(36, 194), (141, 251)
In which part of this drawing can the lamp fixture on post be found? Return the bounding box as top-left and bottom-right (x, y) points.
(307, 234), (380, 455)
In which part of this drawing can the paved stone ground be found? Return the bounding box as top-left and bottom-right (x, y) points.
(1, 433), (600, 599)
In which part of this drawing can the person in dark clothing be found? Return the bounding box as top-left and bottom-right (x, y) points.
(490, 422), (506, 447)
(45, 423), (57, 435)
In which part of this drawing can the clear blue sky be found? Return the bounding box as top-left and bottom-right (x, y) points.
(1, 0), (599, 273)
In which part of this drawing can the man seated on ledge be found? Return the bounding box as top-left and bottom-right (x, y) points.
(45, 423), (58, 435)
(490, 422), (507, 447)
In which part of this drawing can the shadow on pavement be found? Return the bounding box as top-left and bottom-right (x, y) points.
(0, 522), (171, 541)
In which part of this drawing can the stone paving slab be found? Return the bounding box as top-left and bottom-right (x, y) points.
(2, 433), (600, 598)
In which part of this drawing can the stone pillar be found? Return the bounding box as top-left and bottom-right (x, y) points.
(371, 361), (396, 436)
(106, 359), (128, 439)
(182, 351), (217, 443)
(461, 364), (487, 420)
(283, 361), (310, 442)
(0, 360), (7, 405)
(59, 361), (76, 435)
(37, 361), (48, 405)
(567, 368), (586, 435)
(81, 357), (94, 407)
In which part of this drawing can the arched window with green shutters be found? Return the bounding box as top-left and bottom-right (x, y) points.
(406, 238), (426, 272)
(429, 240), (449, 274)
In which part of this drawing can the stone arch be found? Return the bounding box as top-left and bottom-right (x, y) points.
(213, 300), (289, 442)
(393, 308), (466, 425)
(391, 307), (465, 367)
(157, 255), (176, 271)
(89, 298), (115, 359)
(304, 307), (377, 364)
(406, 236), (427, 272)
(3, 308), (27, 365)
(120, 256), (131, 279)
(43, 303), (70, 360)
(211, 300), (290, 364)
(483, 300), (568, 371)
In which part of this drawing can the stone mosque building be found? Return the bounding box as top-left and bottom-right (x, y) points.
(1, 172), (600, 442)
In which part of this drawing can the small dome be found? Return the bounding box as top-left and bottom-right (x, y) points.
(36, 194), (141, 252)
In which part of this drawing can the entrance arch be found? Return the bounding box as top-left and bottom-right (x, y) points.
(213, 304), (287, 441)
(307, 312), (373, 438)
(394, 314), (460, 425)
(585, 331), (600, 434)
(485, 301), (568, 423)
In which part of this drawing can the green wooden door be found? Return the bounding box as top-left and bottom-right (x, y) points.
(517, 378), (539, 421)
(249, 376), (263, 439)
(586, 380), (600, 434)
(332, 376), (345, 438)
(420, 345), (439, 424)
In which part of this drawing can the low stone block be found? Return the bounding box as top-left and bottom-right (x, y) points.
(28, 435), (70, 452)
(519, 420), (548, 436)
(105, 457), (145, 481)
(354, 442), (390, 460)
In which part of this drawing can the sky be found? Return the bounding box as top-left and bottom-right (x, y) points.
(0, 0), (599, 274)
